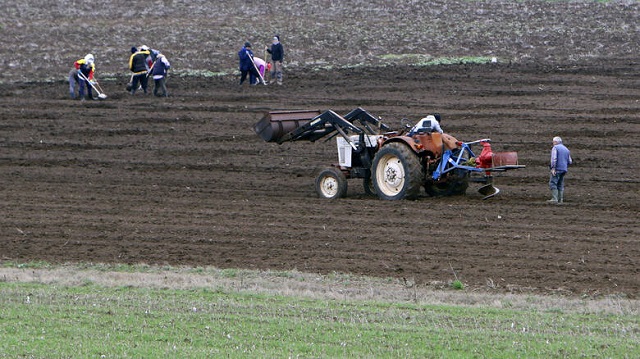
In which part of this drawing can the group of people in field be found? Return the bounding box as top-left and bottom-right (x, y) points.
(238, 35), (285, 86)
(127, 45), (172, 97)
(68, 35), (285, 100)
(67, 36), (572, 203)
(69, 45), (171, 100)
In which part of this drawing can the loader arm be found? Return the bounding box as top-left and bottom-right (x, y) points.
(254, 107), (394, 145)
(276, 110), (364, 144)
(343, 107), (393, 134)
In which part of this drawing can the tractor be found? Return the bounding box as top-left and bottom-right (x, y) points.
(254, 107), (524, 200)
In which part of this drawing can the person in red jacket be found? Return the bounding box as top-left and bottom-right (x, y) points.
(68, 54), (95, 100)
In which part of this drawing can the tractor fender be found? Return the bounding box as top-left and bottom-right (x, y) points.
(380, 136), (423, 154)
(381, 133), (460, 157)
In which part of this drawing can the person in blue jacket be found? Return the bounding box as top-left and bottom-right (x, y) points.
(548, 136), (573, 204)
(151, 53), (171, 97)
(238, 42), (260, 86)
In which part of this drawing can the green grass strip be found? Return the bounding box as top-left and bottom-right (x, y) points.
(1, 282), (637, 358)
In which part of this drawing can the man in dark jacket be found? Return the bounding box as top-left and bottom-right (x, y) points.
(129, 45), (151, 94)
(238, 42), (260, 86)
(266, 35), (284, 85)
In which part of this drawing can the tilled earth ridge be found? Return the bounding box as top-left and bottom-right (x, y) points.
(1, 58), (638, 297)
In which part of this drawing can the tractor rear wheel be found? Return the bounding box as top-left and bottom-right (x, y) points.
(425, 168), (470, 197)
(315, 167), (348, 199)
(372, 142), (424, 200)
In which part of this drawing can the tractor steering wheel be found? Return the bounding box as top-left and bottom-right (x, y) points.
(400, 118), (413, 129)
(399, 118), (413, 134)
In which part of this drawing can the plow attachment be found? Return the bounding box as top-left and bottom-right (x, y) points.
(478, 183), (500, 200)
(476, 151), (522, 199)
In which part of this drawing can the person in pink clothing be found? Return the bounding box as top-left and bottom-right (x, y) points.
(250, 57), (268, 85)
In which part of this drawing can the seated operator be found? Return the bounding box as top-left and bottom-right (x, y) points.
(409, 113), (443, 135)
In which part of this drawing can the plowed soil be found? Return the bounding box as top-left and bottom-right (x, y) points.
(1, 0), (639, 298)
(2, 59), (638, 298)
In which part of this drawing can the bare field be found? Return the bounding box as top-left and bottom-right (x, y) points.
(1, 1), (639, 298)
(2, 0), (638, 82)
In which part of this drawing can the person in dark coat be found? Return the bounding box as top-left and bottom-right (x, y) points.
(128, 45), (151, 94)
(266, 35), (284, 85)
(238, 42), (261, 86)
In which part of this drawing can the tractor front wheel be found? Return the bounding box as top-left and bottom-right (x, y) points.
(363, 176), (376, 196)
(315, 167), (348, 199)
(372, 142), (424, 200)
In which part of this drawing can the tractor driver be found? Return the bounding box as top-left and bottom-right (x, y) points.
(409, 113), (443, 135)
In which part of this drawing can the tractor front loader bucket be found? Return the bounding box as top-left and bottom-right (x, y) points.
(253, 110), (321, 142)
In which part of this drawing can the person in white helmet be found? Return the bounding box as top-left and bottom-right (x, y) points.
(68, 53), (96, 100)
